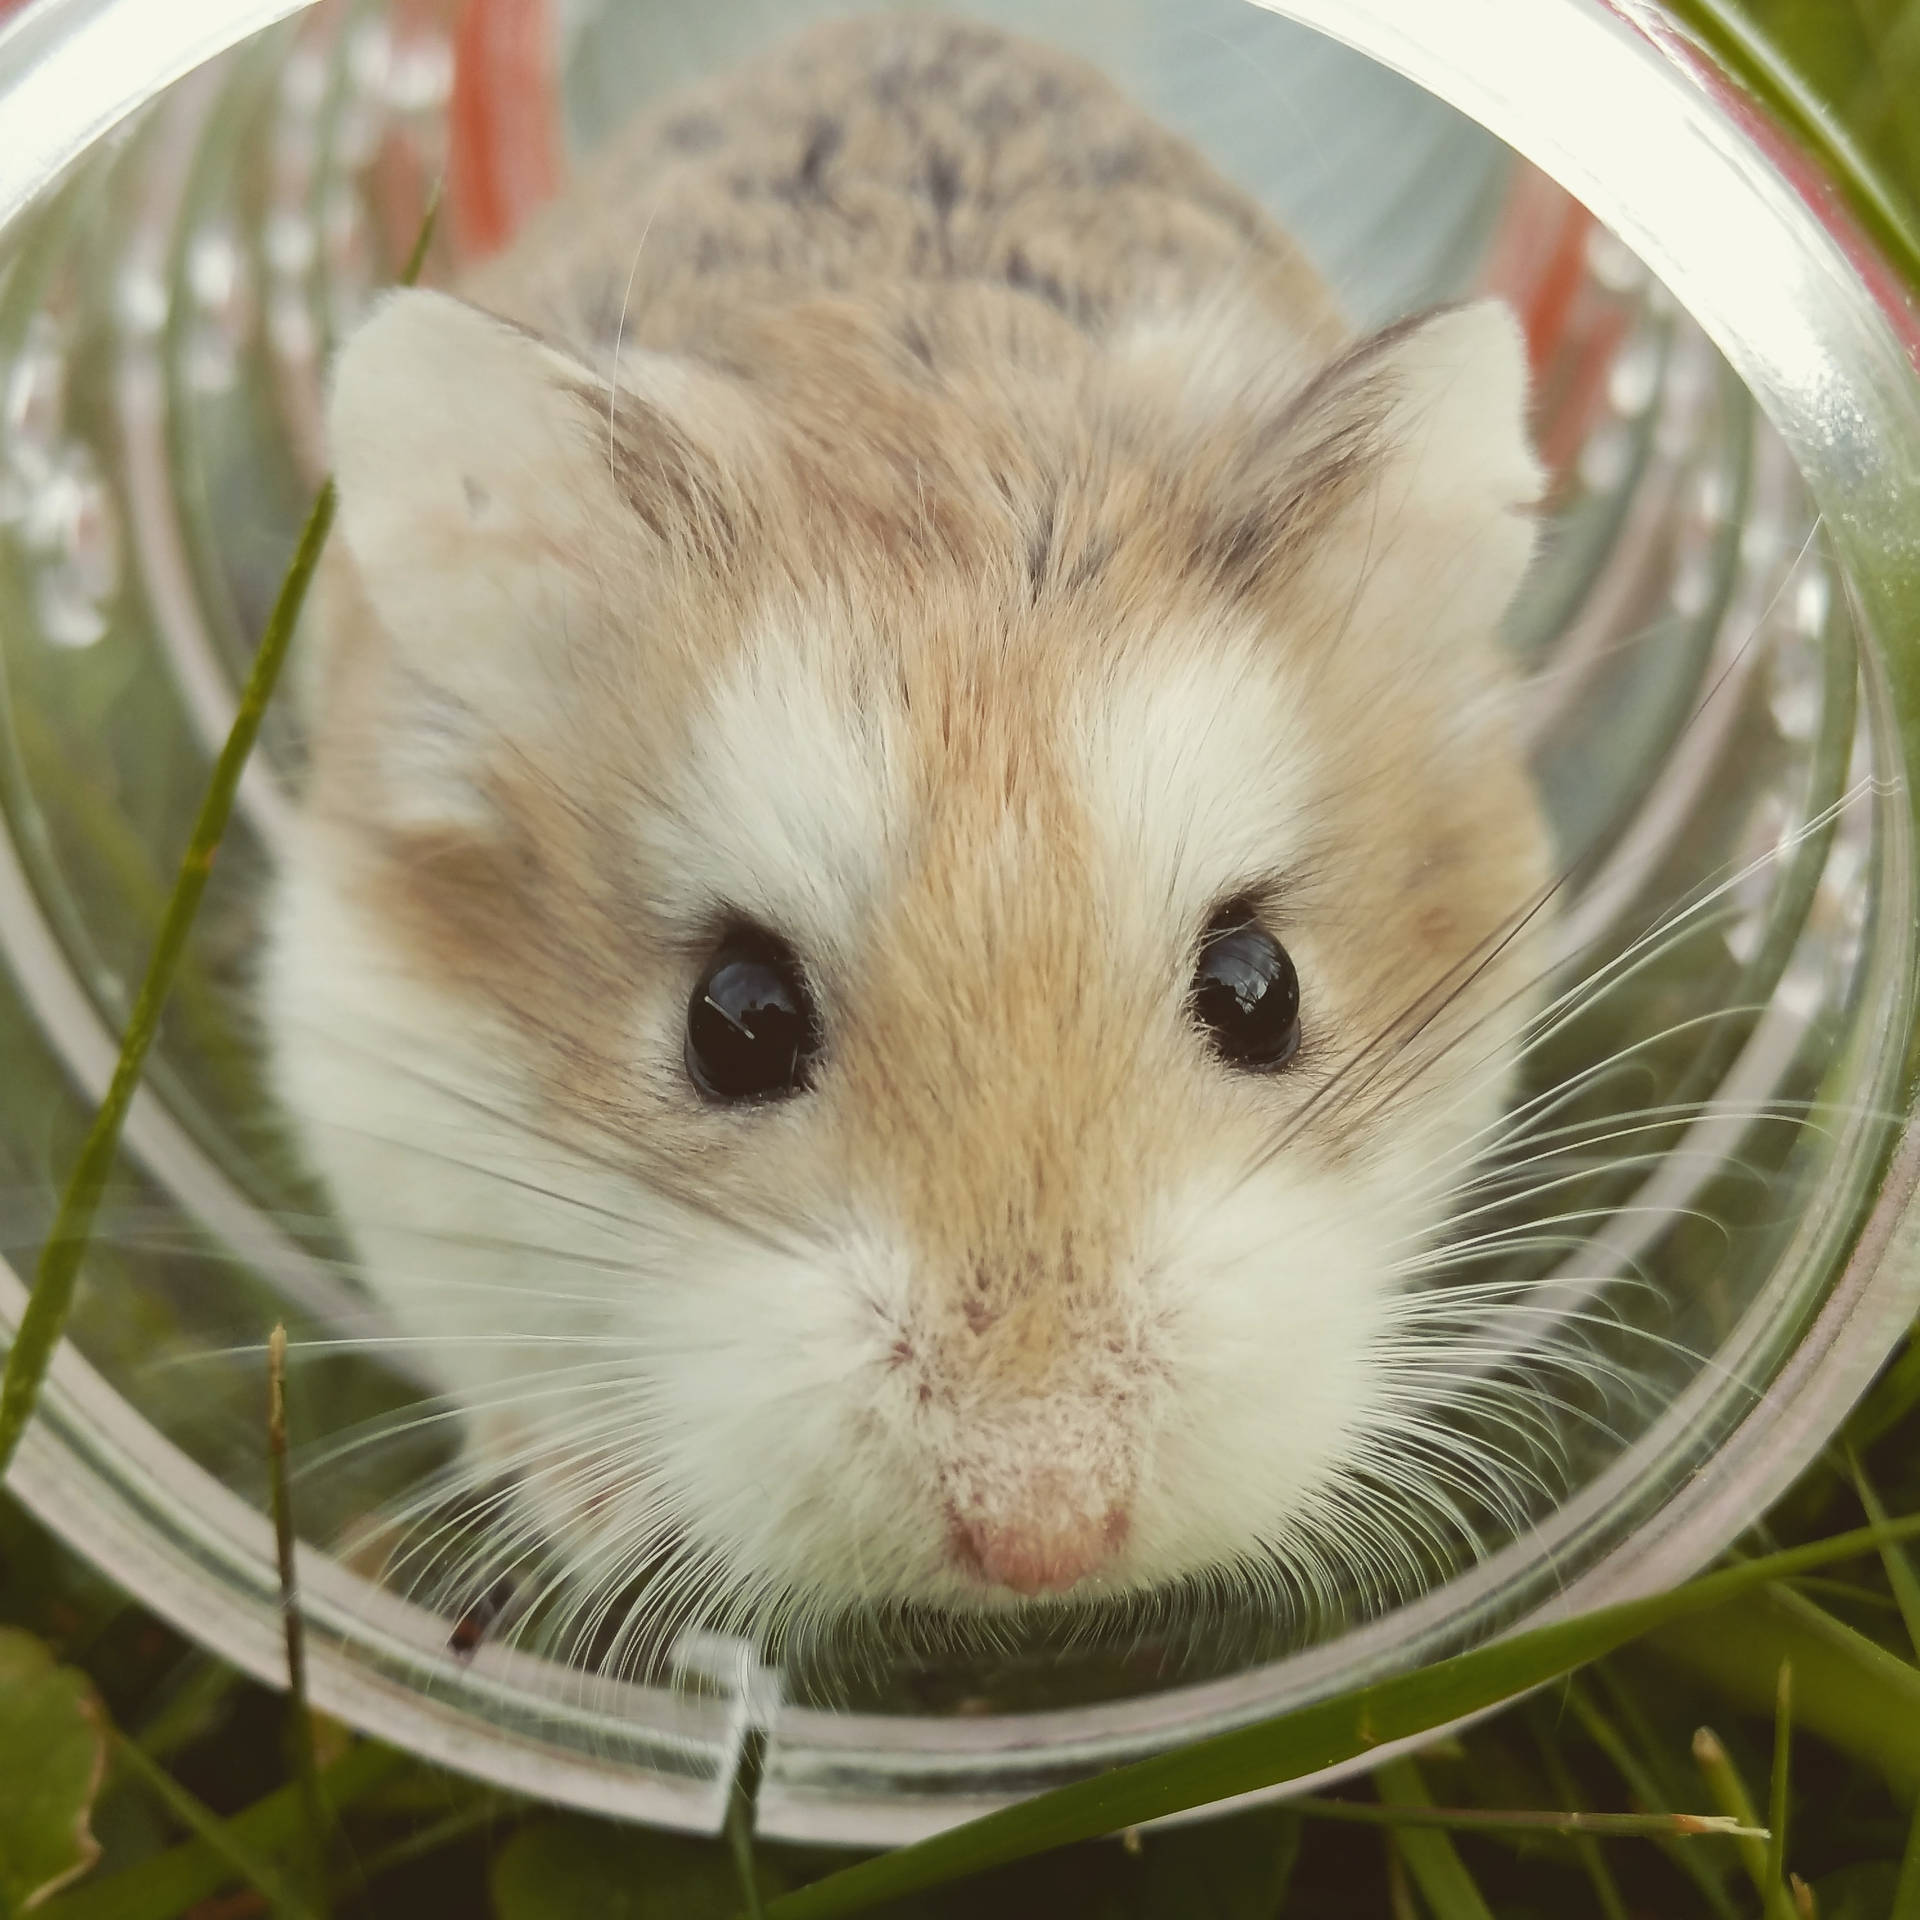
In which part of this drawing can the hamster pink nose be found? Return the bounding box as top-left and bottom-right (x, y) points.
(953, 1504), (1130, 1596)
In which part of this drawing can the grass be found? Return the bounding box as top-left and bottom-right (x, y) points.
(4, 4), (1920, 1919)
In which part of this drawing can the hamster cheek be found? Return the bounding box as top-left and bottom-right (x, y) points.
(1133, 1165), (1412, 1584)
(608, 1230), (954, 1608)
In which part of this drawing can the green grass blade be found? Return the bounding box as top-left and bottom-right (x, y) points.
(757, 1516), (1920, 1920)
(1783, 1576), (1901, 1613)
(1691, 1725), (1771, 1895)
(267, 1325), (328, 1919)
(1663, 0), (1920, 294)
(0, 480), (334, 1479)
(1570, 1677), (1739, 1919)
(1289, 1796), (1761, 1841)
(1530, 1708), (1631, 1920)
(1386, 1842), (1418, 1920)
(1847, 1445), (1920, 1657)
(326, 1797), (509, 1903)
(727, 1812), (767, 1920)
(1848, 1335), (1920, 1451)
(1649, 1584), (1920, 1794)
(0, 182), (440, 1485)
(1371, 1757), (1494, 1920)
(131, 1657), (245, 1763)
(1896, 1795), (1920, 1920)
(725, 1729), (770, 1920)
(36, 1742), (407, 1920)
(107, 1734), (316, 1920)
(1765, 1663), (1793, 1920)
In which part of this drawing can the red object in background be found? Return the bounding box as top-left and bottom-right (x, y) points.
(0, 0), (566, 262)
(1481, 169), (1632, 488)
(447, 0), (562, 259)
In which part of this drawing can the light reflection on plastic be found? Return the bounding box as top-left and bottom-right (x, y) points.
(1250, 0), (1895, 515)
(0, 0), (316, 230)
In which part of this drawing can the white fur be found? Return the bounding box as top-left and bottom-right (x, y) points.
(641, 605), (906, 978)
(267, 285), (1550, 1648)
(267, 613), (1508, 1634)
(1136, 1171), (1402, 1594)
(1072, 617), (1323, 922)
(329, 292), (612, 719)
(1346, 301), (1544, 718)
(1112, 287), (1328, 419)
(1384, 301), (1542, 521)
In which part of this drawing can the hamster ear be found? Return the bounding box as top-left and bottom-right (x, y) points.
(323, 290), (745, 827)
(326, 289), (624, 720)
(1232, 300), (1543, 684)
(1338, 299), (1540, 634)
(1362, 298), (1542, 527)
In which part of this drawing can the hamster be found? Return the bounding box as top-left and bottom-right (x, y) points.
(264, 14), (1554, 1650)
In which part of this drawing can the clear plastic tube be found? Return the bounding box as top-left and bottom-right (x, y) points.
(0, 0), (1916, 1843)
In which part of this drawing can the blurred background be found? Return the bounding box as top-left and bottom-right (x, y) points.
(3, 2), (1920, 1917)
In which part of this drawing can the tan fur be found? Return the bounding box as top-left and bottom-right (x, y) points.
(279, 14), (1553, 1612)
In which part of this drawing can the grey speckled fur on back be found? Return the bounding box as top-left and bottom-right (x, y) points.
(464, 12), (1342, 362)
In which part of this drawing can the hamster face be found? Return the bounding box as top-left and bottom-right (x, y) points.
(267, 279), (1551, 1638)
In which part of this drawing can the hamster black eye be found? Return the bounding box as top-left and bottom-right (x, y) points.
(1191, 903), (1302, 1072)
(685, 933), (821, 1102)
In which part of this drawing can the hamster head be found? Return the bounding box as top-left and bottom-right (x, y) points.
(267, 283), (1552, 1640)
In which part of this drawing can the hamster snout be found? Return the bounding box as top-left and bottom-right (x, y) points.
(265, 15), (1557, 1641)
(948, 1482), (1133, 1597)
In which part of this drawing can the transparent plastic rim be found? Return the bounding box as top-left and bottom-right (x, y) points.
(2, 0), (1919, 1845)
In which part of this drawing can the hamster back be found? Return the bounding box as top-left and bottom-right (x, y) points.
(266, 15), (1554, 1650)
